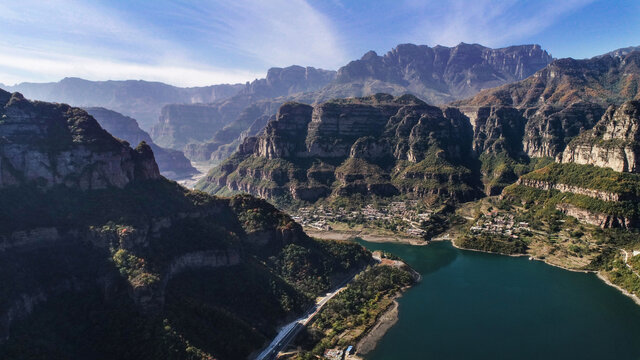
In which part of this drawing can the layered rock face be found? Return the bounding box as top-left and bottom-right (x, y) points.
(448, 52), (640, 195)
(561, 101), (640, 172)
(85, 107), (197, 179)
(154, 43), (552, 165)
(197, 94), (478, 202)
(0, 90), (160, 190)
(454, 51), (640, 160)
(240, 65), (337, 98)
(321, 43), (552, 104)
(522, 102), (605, 158)
(2, 77), (243, 130)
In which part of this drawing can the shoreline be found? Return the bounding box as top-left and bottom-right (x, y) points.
(304, 227), (428, 246)
(596, 272), (640, 306)
(355, 299), (399, 357)
(310, 228), (640, 308)
(446, 238), (595, 274)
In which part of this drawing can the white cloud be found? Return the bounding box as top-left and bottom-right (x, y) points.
(164, 0), (348, 69)
(407, 0), (595, 48)
(0, 48), (261, 87)
(0, 0), (346, 86)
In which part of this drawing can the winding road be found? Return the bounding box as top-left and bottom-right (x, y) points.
(254, 273), (358, 360)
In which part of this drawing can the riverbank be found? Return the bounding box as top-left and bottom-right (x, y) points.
(597, 272), (640, 306)
(304, 227), (428, 246)
(289, 263), (416, 359)
(446, 237), (596, 274)
(355, 298), (399, 356)
(309, 228), (640, 308)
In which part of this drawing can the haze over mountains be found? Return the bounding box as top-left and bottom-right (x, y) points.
(84, 107), (197, 179)
(1, 78), (244, 130)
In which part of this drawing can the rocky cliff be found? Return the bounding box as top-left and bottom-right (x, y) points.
(455, 51), (640, 109)
(2, 78), (243, 130)
(155, 43), (552, 165)
(0, 93), (370, 359)
(447, 51), (640, 194)
(197, 94), (479, 203)
(0, 90), (160, 190)
(561, 101), (640, 172)
(85, 107), (197, 180)
(317, 43), (552, 104)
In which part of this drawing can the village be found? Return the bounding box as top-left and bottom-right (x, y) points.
(469, 211), (532, 238)
(291, 201), (435, 237)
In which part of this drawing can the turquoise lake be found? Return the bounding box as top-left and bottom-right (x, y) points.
(355, 240), (640, 360)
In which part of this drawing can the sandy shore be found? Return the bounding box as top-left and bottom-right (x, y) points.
(304, 228), (428, 246)
(355, 299), (399, 356)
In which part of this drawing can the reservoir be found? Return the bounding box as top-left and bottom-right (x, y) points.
(355, 240), (640, 359)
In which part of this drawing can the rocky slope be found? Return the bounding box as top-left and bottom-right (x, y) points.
(314, 43), (552, 104)
(455, 51), (640, 109)
(0, 91), (370, 359)
(0, 91), (160, 190)
(2, 78), (243, 130)
(156, 43), (552, 164)
(196, 94), (479, 203)
(84, 107), (197, 180)
(447, 51), (640, 193)
(504, 102), (640, 228)
(561, 101), (640, 172)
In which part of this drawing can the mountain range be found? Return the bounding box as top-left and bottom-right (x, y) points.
(156, 43), (553, 164)
(197, 49), (640, 203)
(1, 42), (553, 168)
(1, 77), (244, 130)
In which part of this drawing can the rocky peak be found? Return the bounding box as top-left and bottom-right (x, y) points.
(255, 102), (313, 158)
(0, 92), (161, 190)
(242, 65), (337, 98)
(335, 43), (552, 102)
(597, 46), (640, 59)
(457, 51), (640, 109)
(198, 94), (479, 202)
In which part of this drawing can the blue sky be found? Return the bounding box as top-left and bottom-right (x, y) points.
(0, 0), (638, 86)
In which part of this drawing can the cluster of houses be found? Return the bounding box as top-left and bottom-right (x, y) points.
(469, 211), (531, 238)
(292, 202), (433, 236)
(323, 345), (354, 360)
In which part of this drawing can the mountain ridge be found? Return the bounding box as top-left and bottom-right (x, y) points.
(174, 43), (553, 163)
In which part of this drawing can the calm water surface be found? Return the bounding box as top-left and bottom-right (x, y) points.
(355, 239), (640, 360)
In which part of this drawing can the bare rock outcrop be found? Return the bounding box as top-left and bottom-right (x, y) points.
(561, 101), (640, 172)
(0, 90), (160, 190)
